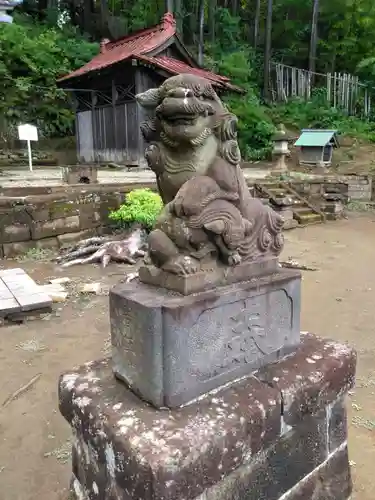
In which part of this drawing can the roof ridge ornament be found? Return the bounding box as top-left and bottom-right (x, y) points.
(161, 12), (176, 27)
(100, 38), (110, 54)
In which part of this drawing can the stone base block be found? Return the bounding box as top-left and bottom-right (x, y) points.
(139, 258), (279, 295)
(59, 333), (356, 500)
(61, 165), (98, 185)
(110, 269), (301, 408)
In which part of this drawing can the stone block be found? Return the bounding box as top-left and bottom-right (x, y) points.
(328, 395), (348, 452)
(283, 219), (299, 230)
(309, 183), (322, 195)
(0, 208), (32, 243)
(60, 332), (355, 500)
(3, 240), (35, 258)
(35, 237), (59, 250)
(57, 229), (98, 248)
(255, 332), (356, 426)
(62, 165), (98, 185)
(59, 358), (281, 500)
(48, 200), (80, 220)
(198, 442), (351, 500)
(79, 211), (101, 230)
(279, 208), (294, 220)
(31, 215), (80, 239)
(139, 258), (281, 296)
(25, 206), (50, 222)
(110, 269), (301, 408)
(2, 224), (31, 243)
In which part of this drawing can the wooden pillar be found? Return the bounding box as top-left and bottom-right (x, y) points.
(263, 0), (273, 102)
(111, 79), (118, 153)
(134, 64), (146, 168)
(91, 90), (97, 163)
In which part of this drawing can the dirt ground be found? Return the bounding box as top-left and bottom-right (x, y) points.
(0, 215), (375, 500)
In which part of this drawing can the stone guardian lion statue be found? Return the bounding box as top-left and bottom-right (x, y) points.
(136, 74), (284, 288)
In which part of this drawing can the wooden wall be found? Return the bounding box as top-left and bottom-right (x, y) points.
(75, 64), (164, 166)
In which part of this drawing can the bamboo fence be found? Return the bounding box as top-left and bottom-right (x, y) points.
(269, 61), (372, 117)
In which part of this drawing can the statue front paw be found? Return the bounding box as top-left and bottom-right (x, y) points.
(227, 251), (242, 266)
(162, 255), (200, 275)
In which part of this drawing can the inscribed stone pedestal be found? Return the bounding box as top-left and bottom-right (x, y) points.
(110, 268), (301, 408)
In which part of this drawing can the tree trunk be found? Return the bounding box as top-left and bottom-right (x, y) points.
(82, 0), (94, 34)
(254, 0), (261, 48)
(263, 0), (273, 101)
(208, 0), (217, 44)
(166, 0), (174, 12)
(309, 0), (320, 78)
(197, 0), (205, 65)
(175, 0), (183, 34)
(99, 0), (110, 38)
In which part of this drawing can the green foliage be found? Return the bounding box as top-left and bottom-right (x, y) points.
(0, 13), (97, 139)
(270, 90), (375, 142)
(109, 189), (163, 230)
(207, 47), (275, 160)
(6, 1), (375, 157)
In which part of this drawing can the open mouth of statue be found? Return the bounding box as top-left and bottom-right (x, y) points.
(163, 114), (198, 126)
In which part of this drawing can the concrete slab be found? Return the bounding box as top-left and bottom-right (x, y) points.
(0, 268), (52, 317)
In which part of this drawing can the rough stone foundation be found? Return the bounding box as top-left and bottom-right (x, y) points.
(59, 332), (356, 500)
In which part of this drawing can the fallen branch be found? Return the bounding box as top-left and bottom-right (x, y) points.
(58, 228), (147, 268)
(2, 373), (41, 409)
(280, 260), (317, 271)
(56, 245), (103, 263)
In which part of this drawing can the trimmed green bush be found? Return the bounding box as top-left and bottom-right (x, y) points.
(109, 188), (163, 230)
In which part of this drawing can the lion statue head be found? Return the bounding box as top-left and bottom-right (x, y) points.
(136, 74), (241, 165)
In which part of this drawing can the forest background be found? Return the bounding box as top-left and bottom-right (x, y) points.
(3, 0), (375, 160)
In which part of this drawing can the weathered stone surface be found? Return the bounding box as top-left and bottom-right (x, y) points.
(195, 442), (351, 500)
(61, 334), (354, 500)
(110, 269), (301, 408)
(57, 229), (98, 247)
(48, 200), (80, 219)
(79, 210), (101, 230)
(59, 358), (281, 500)
(328, 395), (348, 452)
(255, 332), (356, 426)
(2, 224), (31, 243)
(35, 237), (59, 250)
(31, 215), (80, 239)
(136, 74), (285, 293)
(139, 258), (281, 295)
(0, 209), (32, 243)
(278, 444), (352, 500)
(3, 240), (35, 257)
(62, 165), (98, 185)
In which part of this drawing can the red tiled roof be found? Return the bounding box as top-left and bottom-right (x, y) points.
(135, 54), (243, 92)
(58, 12), (242, 92)
(59, 12), (176, 82)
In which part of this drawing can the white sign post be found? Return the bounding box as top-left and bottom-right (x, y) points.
(18, 124), (38, 171)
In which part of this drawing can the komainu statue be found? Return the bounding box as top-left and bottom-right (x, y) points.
(136, 74), (284, 293)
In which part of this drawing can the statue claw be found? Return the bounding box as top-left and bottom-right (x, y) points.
(162, 255), (200, 275)
(227, 252), (242, 266)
